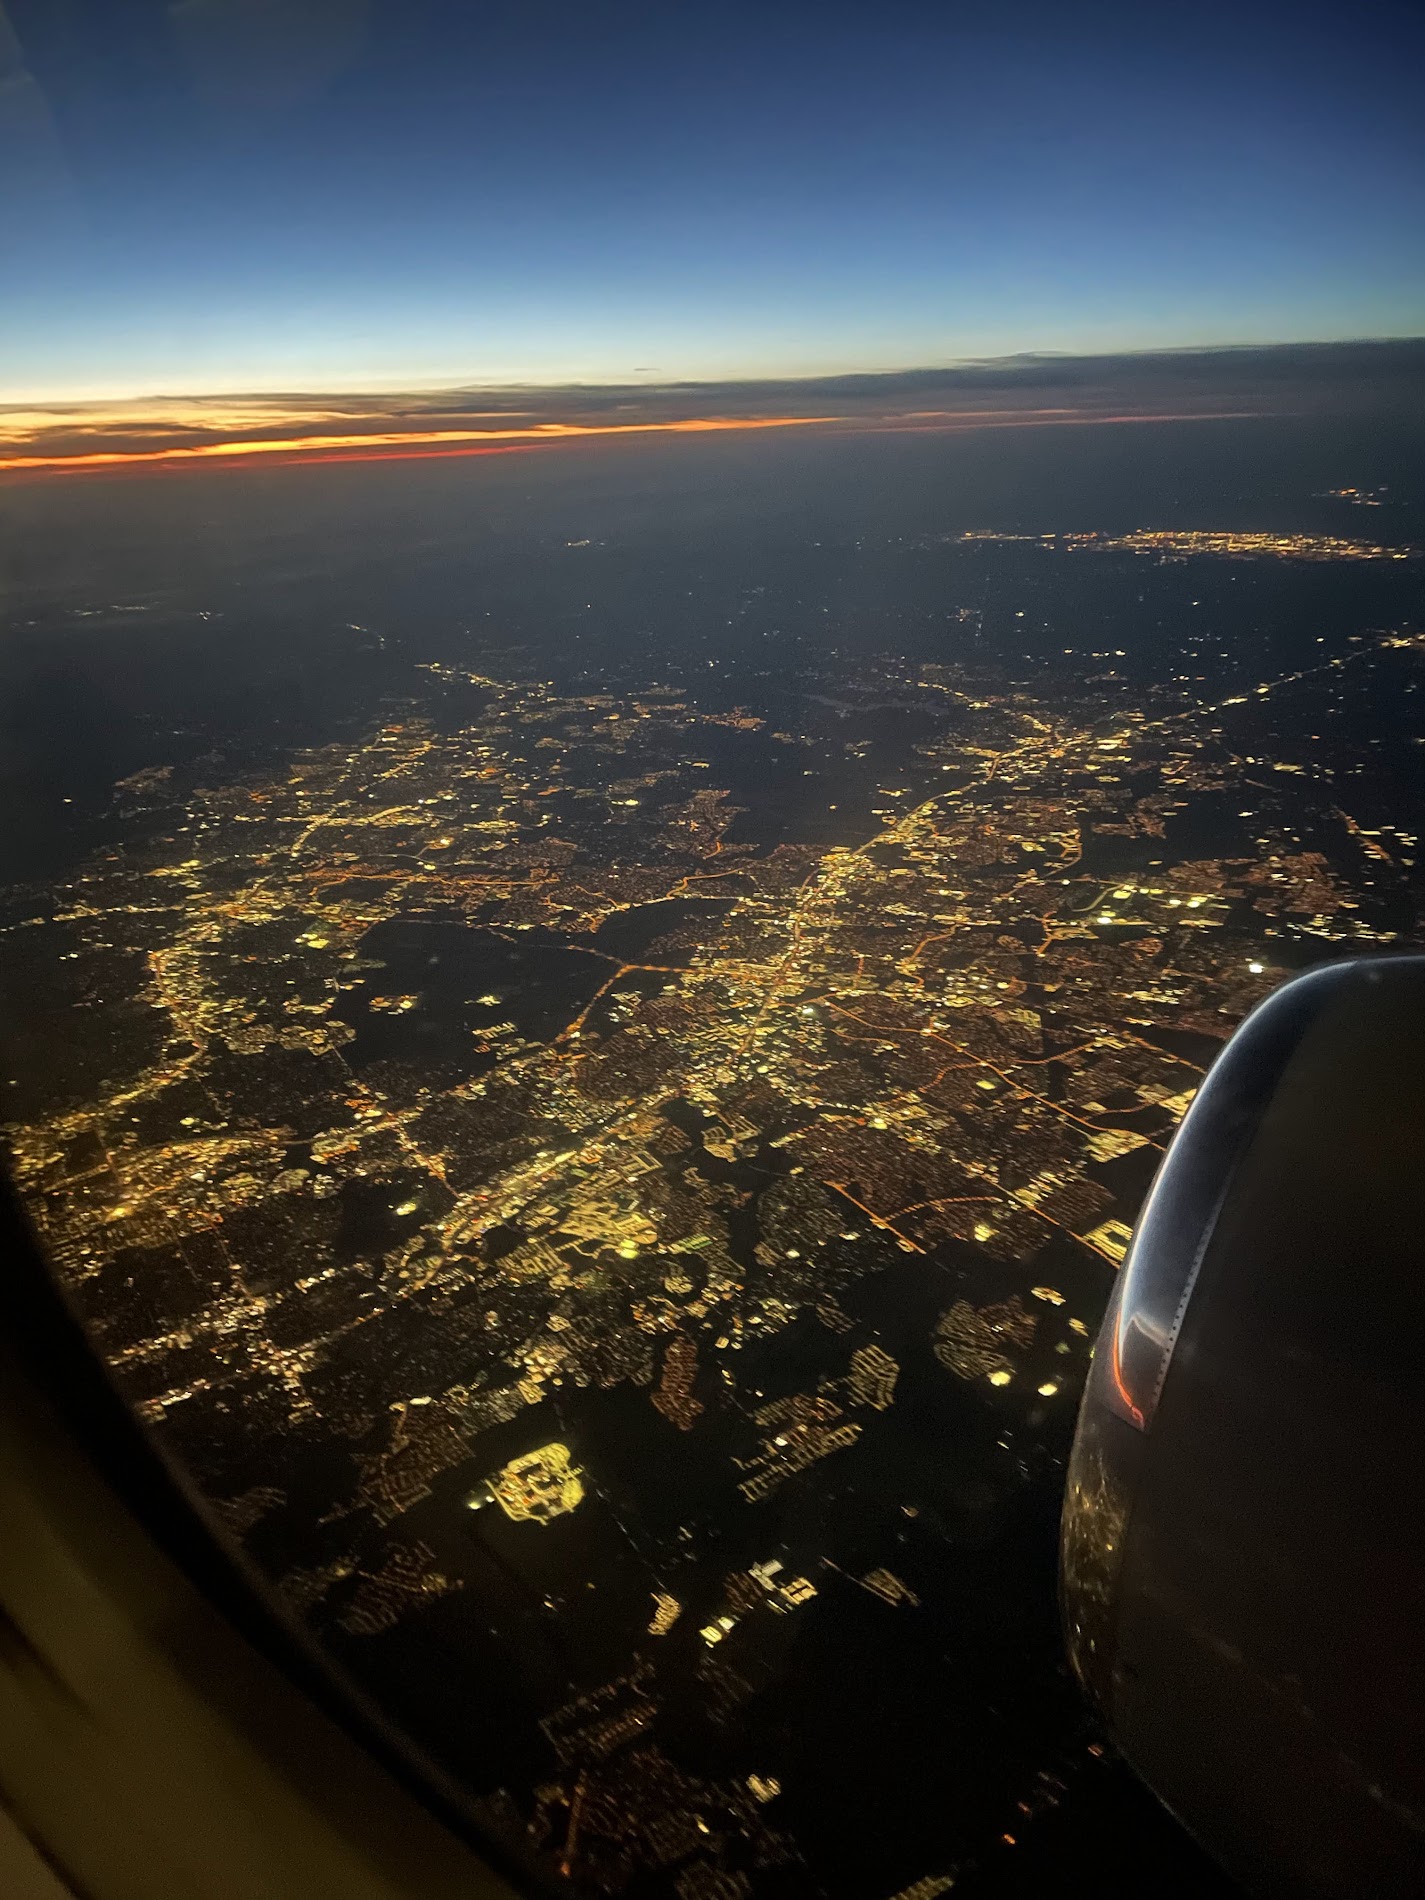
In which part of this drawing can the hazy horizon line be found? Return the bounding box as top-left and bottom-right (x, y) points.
(5, 333), (1424, 413)
(3, 337), (1421, 484)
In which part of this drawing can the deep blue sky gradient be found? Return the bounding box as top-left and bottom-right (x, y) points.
(4, 0), (1424, 396)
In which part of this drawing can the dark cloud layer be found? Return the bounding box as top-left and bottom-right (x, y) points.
(3, 339), (1421, 478)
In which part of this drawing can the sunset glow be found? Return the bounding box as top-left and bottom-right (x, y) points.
(0, 413), (840, 479)
(0, 402), (1269, 481)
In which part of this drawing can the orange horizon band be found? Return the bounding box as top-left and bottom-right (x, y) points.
(0, 404), (1263, 479)
(225, 440), (544, 470)
(0, 412), (841, 476)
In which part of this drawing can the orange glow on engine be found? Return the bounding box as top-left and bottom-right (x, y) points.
(1109, 1314), (1146, 1428)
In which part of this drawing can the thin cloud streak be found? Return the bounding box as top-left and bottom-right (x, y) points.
(848, 409), (1266, 434)
(0, 412), (840, 477)
(0, 405), (1265, 482)
(2, 341), (1418, 482)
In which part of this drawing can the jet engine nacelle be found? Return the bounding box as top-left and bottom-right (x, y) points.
(1062, 955), (1425, 1897)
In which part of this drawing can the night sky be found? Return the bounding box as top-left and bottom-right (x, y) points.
(3, 0), (1423, 400)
